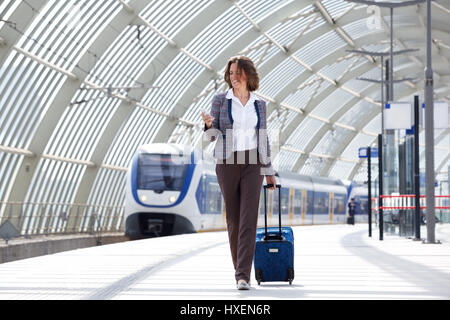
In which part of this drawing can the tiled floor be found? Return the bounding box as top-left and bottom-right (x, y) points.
(0, 224), (449, 300)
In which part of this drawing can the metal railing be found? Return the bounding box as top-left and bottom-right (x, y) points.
(0, 202), (125, 240)
(371, 195), (450, 237)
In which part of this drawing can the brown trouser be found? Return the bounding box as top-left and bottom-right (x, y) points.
(215, 149), (264, 283)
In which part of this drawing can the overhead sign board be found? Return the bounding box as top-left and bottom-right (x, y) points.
(422, 102), (449, 129)
(384, 102), (413, 130)
(359, 147), (378, 158)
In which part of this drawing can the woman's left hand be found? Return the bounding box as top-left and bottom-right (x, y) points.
(265, 175), (276, 190)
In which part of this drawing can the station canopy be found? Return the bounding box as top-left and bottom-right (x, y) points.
(0, 0), (449, 212)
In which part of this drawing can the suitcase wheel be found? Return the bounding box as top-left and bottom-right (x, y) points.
(287, 268), (294, 285)
(256, 268), (263, 285)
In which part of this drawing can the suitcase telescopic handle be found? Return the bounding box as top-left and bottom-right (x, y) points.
(263, 184), (283, 241)
(263, 184), (281, 189)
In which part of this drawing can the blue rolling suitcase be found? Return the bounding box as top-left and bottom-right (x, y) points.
(254, 184), (294, 285)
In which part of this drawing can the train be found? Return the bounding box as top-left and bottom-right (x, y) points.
(124, 143), (368, 240)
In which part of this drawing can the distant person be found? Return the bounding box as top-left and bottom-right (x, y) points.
(201, 56), (276, 290)
(348, 198), (356, 225)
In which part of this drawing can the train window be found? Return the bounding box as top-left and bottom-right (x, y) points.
(272, 188), (289, 215)
(359, 196), (368, 215)
(333, 194), (345, 215)
(138, 153), (187, 191)
(306, 191), (314, 214)
(195, 175), (206, 214)
(293, 190), (302, 215)
(280, 188), (289, 215)
(206, 179), (222, 214)
(272, 188), (279, 215)
(259, 189), (265, 215)
(313, 192), (329, 215)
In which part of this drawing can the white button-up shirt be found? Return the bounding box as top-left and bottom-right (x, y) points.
(226, 88), (258, 152)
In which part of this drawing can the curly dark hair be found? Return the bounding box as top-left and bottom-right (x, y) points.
(224, 56), (259, 92)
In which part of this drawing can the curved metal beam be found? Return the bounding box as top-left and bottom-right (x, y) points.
(348, 130), (449, 182)
(320, 86), (446, 176)
(436, 152), (450, 174)
(70, 0), (234, 209)
(293, 83), (450, 175)
(262, 16), (450, 117)
(346, 97), (450, 181)
(320, 87), (450, 177)
(2, 0), (147, 223)
(0, 0), (49, 66)
(261, 28), (450, 166)
(289, 72), (446, 174)
(268, 18), (448, 169)
(290, 81), (381, 172)
(2, 0), (449, 227)
(153, 0), (317, 143)
(190, 6), (376, 153)
(3, 0), (312, 223)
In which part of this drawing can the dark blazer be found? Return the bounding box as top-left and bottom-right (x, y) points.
(348, 202), (356, 216)
(204, 92), (274, 176)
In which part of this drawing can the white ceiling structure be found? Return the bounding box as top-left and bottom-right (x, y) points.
(0, 0), (449, 222)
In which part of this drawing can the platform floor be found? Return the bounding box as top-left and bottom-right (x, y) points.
(0, 224), (449, 300)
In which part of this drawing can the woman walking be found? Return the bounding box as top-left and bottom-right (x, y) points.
(202, 56), (276, 290)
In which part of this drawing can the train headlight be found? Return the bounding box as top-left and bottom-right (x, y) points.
(141, 195), (147, 202)
(169, 196), (176, 203)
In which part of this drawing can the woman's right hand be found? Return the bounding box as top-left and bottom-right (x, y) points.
(201, 111), (215, 129)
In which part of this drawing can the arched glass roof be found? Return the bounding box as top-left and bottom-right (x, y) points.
(0, 0), (449, 230)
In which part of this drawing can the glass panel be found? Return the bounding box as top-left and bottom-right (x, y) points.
(272, 188), (279, 216)
(280, 187), (289, 215)
(137, 153), (187, 191)
(206, 177), (221, 214)
(293, 189), (303, 215)
(334, 193), (345, 215)
(314, 191), (329, 215)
